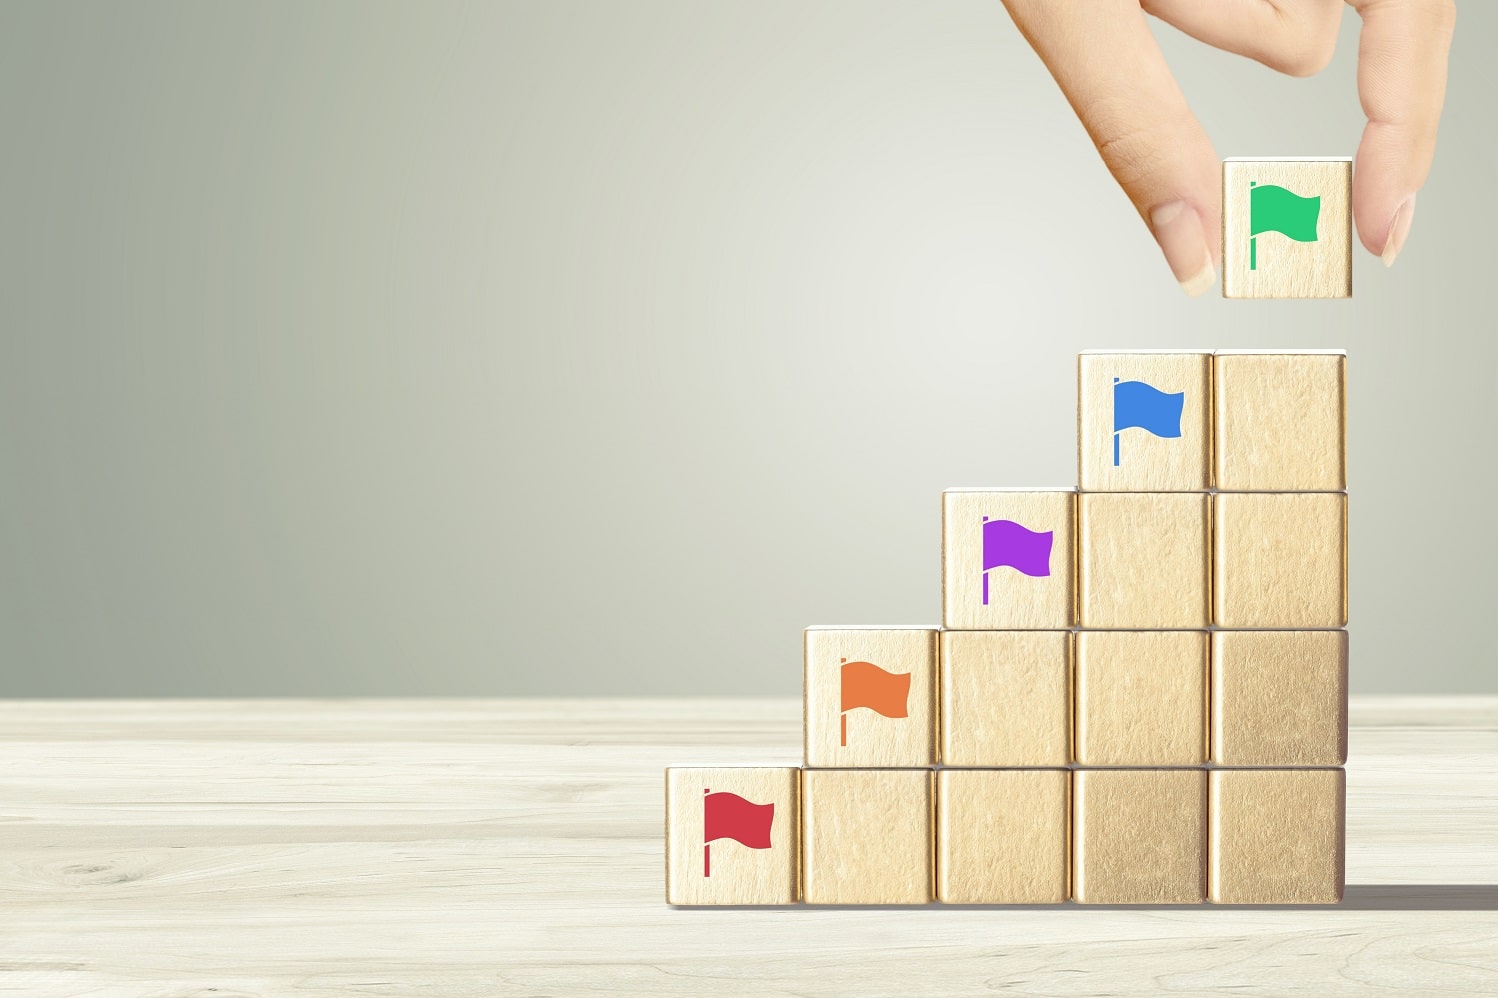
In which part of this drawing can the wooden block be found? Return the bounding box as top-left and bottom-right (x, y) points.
(1222, 158), (1352, 299)
(804, 627), (937, 768)
(936, 769), (1069, 905)
(802, 769), (933, 905)
(1078, 492), (1210, 628)
(939, 630), (1069, 767)
(665, 767), (799, 905)
(1214, 351), (1346, 491)
(1213, 493), (1347, 628)
(1074, 631), (1208, 767)
(1209, 768), (1346, 904)
(1212, 630), (1348, 766)
(1078, 351), (1212, 492)
(1072, 769), (1207, 905)
(942, 489), (1075, 629)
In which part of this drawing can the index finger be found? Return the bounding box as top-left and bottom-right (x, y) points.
(1003, 0), (1221, 294)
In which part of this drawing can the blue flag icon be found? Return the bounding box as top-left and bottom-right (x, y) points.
(1112, 379), (1184, 466)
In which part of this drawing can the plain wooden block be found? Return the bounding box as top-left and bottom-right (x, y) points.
(1074, 631), (1208, 767)
(1072, 769), (1207, 905)
(1212, 630), (1348, 766)
(801, 769), (934, 905)
(1222, 158), (1352, 299)
(939, 630), (1070, 767)
(1213, 492), (1348, 628)
(942, 489), (1075, 629)
(1078, 492), (1210, 628)
(803, 627), (938, 768)
(665, 767), (800, 905)
(1209, 768), (1346, 904)
(1078, 351), (1212, 492)
(936, 769), (1069, 905)
(1214, 351), (1346, 491)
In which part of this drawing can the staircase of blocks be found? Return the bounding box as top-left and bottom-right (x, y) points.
(667, 349), (1348, 906)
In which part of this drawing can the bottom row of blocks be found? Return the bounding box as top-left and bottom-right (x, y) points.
(666, 767), (1345, 905)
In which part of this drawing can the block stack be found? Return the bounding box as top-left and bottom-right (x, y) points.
(667, 349), (1348, 906)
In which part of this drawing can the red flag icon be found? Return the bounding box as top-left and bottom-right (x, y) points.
(702, 790), (774, 877)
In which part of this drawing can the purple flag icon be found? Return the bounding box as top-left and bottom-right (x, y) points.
(981, 519), (1053, 605)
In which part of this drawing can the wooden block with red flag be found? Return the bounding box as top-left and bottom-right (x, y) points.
(665, 767), (799, 905)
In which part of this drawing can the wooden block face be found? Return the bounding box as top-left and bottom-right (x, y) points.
(1212, 630), (1348, 766)
(942, 489), (1075, 629)
(802, 769), (933, 905)
(1222, 158), (1352, 299)
(1072, 769), (1207, 905)
(1214, 493), (1347, 628)
(1214, 351), (1346, 491)
(804, 627), (937, 768)
(1078, 493), (1210, 628)
(1074, 631), (1207, 767)
(1078, 352), (1212, 492)
(1209, 769), (1346, 904)
(940, 630), (1070, 767)
(665, 767), (799, 905)
(936, 769), (1069, 904)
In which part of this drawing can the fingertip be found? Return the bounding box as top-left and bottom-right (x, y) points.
(1381, 195), (1416, 268)
(1351, 130), (1422, 259)
(1150, 200), (1216, 296)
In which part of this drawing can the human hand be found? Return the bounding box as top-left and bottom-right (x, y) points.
(1002, 0), (1455, 295)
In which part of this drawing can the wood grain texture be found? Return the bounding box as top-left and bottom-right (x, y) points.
(1213, 493), (1348, 628)
(1212, 350), (1346, 490)
(1078, 492), (1210, 628)
(1, 697), (1496, 996)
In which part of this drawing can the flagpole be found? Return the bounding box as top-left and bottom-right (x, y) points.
(980, 515), (990, 606)
(703, 788), (711, 877)
(1112, 378), (1120, 466)
(1249, 181), (1257, 270)
(840, 712), (846, 747)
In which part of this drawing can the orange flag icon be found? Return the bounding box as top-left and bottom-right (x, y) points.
(840, 661), (911, 718)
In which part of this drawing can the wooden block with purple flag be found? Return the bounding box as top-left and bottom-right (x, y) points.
(942, 489), (1075, 629)
(665, 767), (799, 905)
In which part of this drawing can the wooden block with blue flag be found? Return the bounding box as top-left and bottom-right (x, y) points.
(1078, 352), (1211, 492)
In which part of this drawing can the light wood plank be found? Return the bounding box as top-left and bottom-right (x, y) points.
(0, 697), (1495, 996)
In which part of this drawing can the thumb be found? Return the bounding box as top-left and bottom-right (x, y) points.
(1345, 0), (1455, 266)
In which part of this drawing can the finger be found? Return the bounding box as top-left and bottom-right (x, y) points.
(1003, 0), (1221, 295)
(1345, 0), (1455, 264)
(1143, 0), (1345, 77)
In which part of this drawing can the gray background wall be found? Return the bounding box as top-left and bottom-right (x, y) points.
(1, 2), (1491, 696)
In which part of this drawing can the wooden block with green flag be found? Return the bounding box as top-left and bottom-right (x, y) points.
(1222, 158), (1351, 299)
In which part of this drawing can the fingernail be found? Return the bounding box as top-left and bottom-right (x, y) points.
(1382, 195), (1416, 268)
(1150, 201), (1215, 296)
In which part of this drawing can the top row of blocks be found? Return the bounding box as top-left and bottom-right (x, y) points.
(1081, 350), (1345, 493)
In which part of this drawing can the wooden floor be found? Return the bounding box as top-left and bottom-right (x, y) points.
(1, 697), (1495, 996)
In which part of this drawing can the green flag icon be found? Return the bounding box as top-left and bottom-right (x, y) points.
(1249, 183), (1319, 269)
